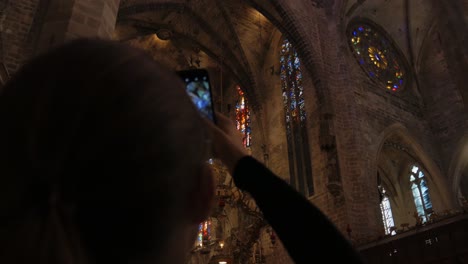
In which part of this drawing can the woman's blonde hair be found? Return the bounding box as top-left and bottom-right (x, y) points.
(0, 39), (205, 264)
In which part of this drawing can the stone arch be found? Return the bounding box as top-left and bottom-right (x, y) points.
(375, 123), (455, 212)
(116, 0), (331, 115)
(259, 28), (285, 141)
(116, 1), (260, 112)
(378, 169), (399, 204)
(414, 19), (437, 73)
(448, 133), (468, 205)
(115, 1), (290, 167)
(270, 1), (330, 112)
(372, 123), (457, 231)
(416, 21), (467, 173)
(116, 0), (329, 136)
(115, 0), (330, 175)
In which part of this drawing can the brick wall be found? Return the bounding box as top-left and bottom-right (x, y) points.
(273, 0), (368, 241)
(254, 31), (289, 180)
(0, 0), (41, 74)
(0, 0), (120, 75)
(419, 1), (468, 171)
(36, 0), (120, 53)
(419, 26), (468, 187)
(0, 0), (465, 261)
(274, 0), (465, 246)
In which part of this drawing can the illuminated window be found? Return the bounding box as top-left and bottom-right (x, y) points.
(196, 220), (211, 247)
(379, 185), (396, 235)
(236, 86), (251, 148)
(410, 165), (433, 223)
(347, 21), (408, 91)
(280, 39), (313, 196)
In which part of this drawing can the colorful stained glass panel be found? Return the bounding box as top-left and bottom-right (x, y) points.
(236, 86), (251, 148)
(196, 220), (211, 247)
(280, 39), (313, 196)
(410, 165), (433, 223)
(348, 22), (407, 91)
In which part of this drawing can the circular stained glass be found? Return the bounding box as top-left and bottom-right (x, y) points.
(347, 22), (408, 92)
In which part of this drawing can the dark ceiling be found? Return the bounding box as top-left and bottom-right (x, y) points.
(116, 0), (283, 111)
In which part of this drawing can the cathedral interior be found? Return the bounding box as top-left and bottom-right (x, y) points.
(0, 0), (467, 263)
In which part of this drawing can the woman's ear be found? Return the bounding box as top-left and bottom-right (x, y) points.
(186, 163), (215, 224)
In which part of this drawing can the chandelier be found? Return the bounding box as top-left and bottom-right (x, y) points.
(189, 160), (268, 264)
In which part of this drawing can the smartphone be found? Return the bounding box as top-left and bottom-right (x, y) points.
(177, 69), (217, 124)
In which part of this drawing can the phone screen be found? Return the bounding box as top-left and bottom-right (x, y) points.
(177, 69), (216, 123)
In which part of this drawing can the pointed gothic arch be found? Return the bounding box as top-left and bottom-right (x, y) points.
(373, 123), (455, 231)
(448, 133), (468, 205)
(279, 38), (314, 196)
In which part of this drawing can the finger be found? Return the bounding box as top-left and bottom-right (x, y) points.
(203, 116), (243, 148)
(203, 116), (223, 136)
(202, 117), (230, 147)
(214, 112), (235, 129)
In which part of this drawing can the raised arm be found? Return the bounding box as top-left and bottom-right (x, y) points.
(206, 113), (363, 264)
(232, 156), (363, 263)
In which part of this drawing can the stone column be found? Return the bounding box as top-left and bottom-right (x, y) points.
(36, 0), (120, 53)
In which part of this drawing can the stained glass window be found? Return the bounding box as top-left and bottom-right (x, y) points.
(236, 86), (251, 148)
(348, 22), (407, 91)
(410, 165), (433, 223)
(196, 220), (211, 247)
(280, 39), (313, 196)
(379, 185), (396, 235)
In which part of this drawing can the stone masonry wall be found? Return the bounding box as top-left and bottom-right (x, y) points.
(273, 0), (364, 243)
(0, 0), (121, 75)
(0, 0), (41, 74)
(1, 0), (465, 262)
(418, 17), (468, 180)
(419, 26), (468, 193)
(36, 0), (120, 54)
(270, 0), (467, 249)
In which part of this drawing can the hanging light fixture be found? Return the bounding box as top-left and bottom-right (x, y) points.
(155, 28), (173, 40)
(212, 254), (232, 264)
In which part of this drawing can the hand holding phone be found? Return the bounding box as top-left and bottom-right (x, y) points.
(202, 112), (249, 174)
(177, 69), (217, 124)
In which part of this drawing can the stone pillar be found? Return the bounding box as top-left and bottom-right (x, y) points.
(36, 0), (120, 53)
(0, 0), (41, 74)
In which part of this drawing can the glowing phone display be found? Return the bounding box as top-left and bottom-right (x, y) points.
(177, 69), (216, 123)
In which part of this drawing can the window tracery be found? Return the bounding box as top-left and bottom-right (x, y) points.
(196, 220), (212, 247)
(410, 165), (433, 223)
(379, 185), (396, 235)
(236, 86), (251, 148)
(348, 22), (408, 92)
(280, 39), (313, 196)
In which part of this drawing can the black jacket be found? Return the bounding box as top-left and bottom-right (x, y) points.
(233, 156), (364, 264)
